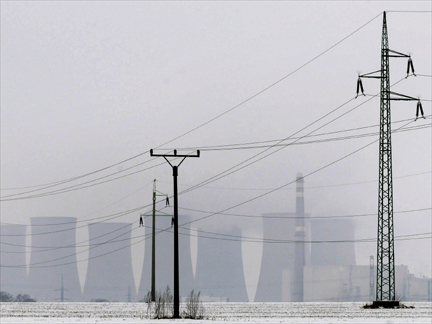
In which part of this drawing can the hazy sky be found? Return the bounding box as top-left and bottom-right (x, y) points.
(1, 1), (431, 300)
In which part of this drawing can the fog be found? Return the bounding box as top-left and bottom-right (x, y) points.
(1, 1), (431, 300)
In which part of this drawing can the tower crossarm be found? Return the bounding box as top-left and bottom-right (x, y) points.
(389, 91), (417, 101)
(387, 49), (410, 58)
(359, 70), (383, 79)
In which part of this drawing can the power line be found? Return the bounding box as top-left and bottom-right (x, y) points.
(179, 119), (417, 228)
(0, 206), (143, 237)
(162, 170), (431, 192)
(0, 160), (165, 201)
(3, 206), (429, 252)
(1, 181), (155, 227)
(0, 150), (151, 192)
(0, 80), (404, 202)
(162, 123), (430, 153)
(179, 226), (432, 244)
(2, 224), (429, 269)
(177, 93), (378, 197)
(1, 12), (383, 195)
(163, 116), (431, 152)
(177, 207), (431, 220)
(153, 12), (383, 150)
(1, 224), (144, 268)
(1, 224), (164, 269)
(1, 222), (138, 252)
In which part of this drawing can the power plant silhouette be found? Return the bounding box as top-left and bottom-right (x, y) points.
(26, 217), (82, 302)
(194, 225), (248, 302)
(83, 222), (136, 302)
(2, 172), (430, 302)
(0, 225), (28, 296)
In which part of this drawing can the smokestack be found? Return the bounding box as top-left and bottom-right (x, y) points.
(27, 217), (82, 301)
(194, 225), (248, 301)
(256, 172), (310, 302)
(293, 172), (305, 302)
(83, 222), (136, 302)
(0, 225), (28, 296)
(138, 215), (194, 300)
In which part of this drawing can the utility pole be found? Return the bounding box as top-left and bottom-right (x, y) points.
(150, 149), (200, 319)
(127, 286), (132, 302)
(55, 274), (67, 302)
(152, 180), (156, 302)
(356, 11), (423, 307)
(140, 180), (170, 302)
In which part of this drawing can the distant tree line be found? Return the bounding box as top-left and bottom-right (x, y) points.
(1, 291), (37, 302)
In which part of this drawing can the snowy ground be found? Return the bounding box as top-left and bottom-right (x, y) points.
(1, 302), (431, 323)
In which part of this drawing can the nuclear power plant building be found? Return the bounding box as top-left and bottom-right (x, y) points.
(194, 225), (248, 302)
(83, 222), (136, 302)
(138, 215), (194, 300)
(27, 217), (82, 302)
(0, 225), (28, 296)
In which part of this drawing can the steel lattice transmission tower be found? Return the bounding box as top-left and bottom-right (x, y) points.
(377, 11), (396, 304)
(356, 11), (423, 307)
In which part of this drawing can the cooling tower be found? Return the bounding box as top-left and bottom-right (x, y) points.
(27, 217), (82, 301)
(255, 213), (296, 302)
(310, 219), (356, 266)
(83, 222), (136, 302)
(138, 215), (194, 300)
(194, 225), (248, 302)
(0, 225), (28, 296)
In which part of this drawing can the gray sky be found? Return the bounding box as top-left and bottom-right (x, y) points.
(1, 1), (431, 300)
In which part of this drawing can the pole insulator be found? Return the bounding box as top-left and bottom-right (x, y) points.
(415, 100), (425, 121)
(406, 57), (416, 77)
(356, 77), (365, 98)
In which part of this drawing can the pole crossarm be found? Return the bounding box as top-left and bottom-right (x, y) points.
(150, 149), (200, 158)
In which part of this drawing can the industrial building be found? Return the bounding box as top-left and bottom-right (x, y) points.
(137, 215), (194, 300)
(194, 225), (248, 302)
(27, 217), (82, 302)
(407, 274), (432, 301)
(0, 225), (28, 296)
(300, 264), (431, 302)
(83, 222), (136, 302)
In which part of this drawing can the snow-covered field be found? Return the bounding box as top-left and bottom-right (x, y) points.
(1, 302), (431, 323)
